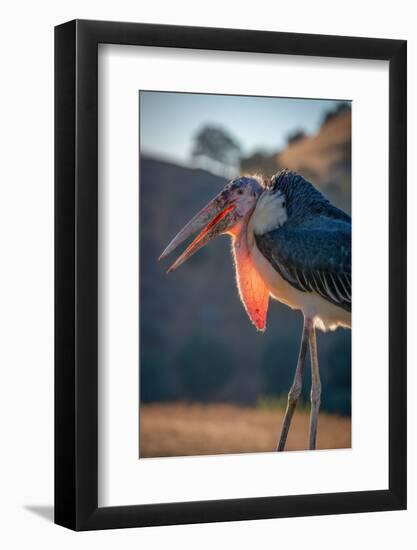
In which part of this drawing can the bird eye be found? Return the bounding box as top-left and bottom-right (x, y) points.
(237, 189), (243, 195)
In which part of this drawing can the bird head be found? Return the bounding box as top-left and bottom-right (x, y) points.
(159, 176), (264, 272)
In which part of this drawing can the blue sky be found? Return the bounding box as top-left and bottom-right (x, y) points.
(140, 91), (346, 164)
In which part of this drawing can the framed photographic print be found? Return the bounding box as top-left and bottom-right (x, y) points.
(55, 19), (407, 530)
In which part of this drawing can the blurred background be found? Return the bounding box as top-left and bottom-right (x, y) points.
(139, 91), (351, 458)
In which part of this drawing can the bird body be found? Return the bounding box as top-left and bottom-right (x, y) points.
(242, 231), (351, 332)
(241, 172), (351, 331)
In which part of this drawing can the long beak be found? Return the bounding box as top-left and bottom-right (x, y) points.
(159, 190), (235, 273)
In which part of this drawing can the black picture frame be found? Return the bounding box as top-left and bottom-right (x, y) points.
(55, 19), (407, 531)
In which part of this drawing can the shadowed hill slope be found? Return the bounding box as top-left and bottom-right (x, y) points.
(140, 156), (351, 414)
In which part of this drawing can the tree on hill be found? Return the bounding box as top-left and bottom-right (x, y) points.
(321, 102), (351, 127)
(286, 129), (306, 146)
(191, 125), (241, 177)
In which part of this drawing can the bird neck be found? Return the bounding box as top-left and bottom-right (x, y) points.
(229, 219), (269, 331)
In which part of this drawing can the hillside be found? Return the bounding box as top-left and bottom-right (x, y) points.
(139, 156), (351, 414)
(277, 108), (351, 183)
(241, 108), (351, 213)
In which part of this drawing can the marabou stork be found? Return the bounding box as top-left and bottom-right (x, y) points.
(159, 170), (351, 451)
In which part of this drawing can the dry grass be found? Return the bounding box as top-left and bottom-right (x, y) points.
(140, 403), (351, 458)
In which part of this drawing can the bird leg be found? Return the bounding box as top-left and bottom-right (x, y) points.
(276, 316), (313, 451)
(308, 324), (321, 450)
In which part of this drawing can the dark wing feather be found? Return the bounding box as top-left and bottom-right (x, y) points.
(255, 218), (351, 312)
